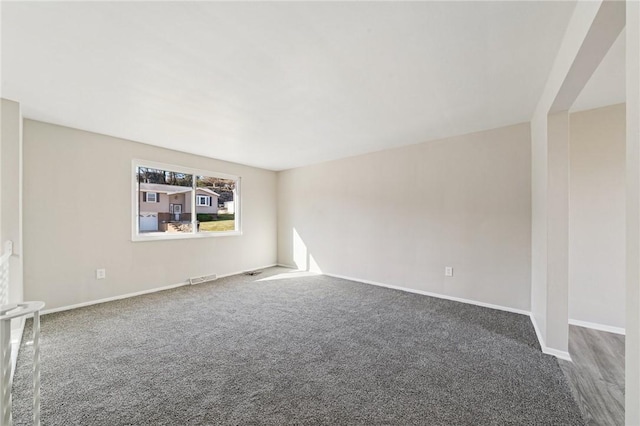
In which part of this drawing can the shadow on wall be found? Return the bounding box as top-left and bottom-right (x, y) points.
(293, 228), (322, 273)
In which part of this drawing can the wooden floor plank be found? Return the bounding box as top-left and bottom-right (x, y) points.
(559, 325), (625, 426)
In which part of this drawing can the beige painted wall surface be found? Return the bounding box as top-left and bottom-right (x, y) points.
(23, 120), (277, 310)
(1, 98), (24, 335)
(278, 123), (532, 311)
(1, 98), (24, 304)
(569, 104), (626, 330)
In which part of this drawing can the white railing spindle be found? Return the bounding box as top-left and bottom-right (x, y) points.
(32, 311), (41, 426)
(0, 240), (14, 426)
(0, 241), (13, 307)
(1, 315), (12, 425)
(0, 241), (45, 426)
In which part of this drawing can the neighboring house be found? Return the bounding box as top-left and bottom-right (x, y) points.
(138, 183), (219, 232)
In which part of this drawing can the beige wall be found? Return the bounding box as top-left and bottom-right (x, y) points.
(1, 98), (24, 336)
(569, 104), (626, 330)
(277, 123), (532, 311)
(23, 120), (277, 310)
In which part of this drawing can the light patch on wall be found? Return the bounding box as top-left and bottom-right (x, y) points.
(309, 254), (322, 273)
(293, 228), (307, 270)
(292, 228), (322, 273)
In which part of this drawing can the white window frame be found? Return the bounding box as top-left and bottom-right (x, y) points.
(196, 195), (210, 206)
(132, 159), (241, 241)
(145, 192), (158, 203)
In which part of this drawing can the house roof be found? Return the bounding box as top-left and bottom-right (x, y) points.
(140, 183), (220, 197)
(196, 187), (221, 197)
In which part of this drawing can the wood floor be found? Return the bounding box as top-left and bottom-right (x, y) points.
(559, 325), (625, 425)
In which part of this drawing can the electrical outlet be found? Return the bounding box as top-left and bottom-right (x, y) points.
(96, 268), (106, 280)
(445, 267), (453, 277)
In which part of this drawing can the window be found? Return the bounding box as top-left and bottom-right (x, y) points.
(195, 175), (237, 234)
(196, 195), (211, 206)
(144, 192), (158, 203)
(133, 160), (241, 240)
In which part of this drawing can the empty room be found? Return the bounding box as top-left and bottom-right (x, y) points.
(1, 1), (639, 425)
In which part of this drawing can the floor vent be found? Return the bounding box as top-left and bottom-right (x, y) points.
(189, 274), (217, 285)
(244, 270), (263, 276)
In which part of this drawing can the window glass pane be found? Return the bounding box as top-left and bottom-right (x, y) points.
(137, 166), (193, 234)
(196, 195), (210, 206)
(196, 175), (236, 233)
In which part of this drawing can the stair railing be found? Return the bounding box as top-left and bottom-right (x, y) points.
(0, 241), (45, 426)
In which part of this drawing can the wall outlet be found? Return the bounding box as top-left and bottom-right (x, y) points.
(445, 267), (453, 277)
(96, 268), (106, 280)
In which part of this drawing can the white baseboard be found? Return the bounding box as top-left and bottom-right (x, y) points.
(35, 263), (575, 363)
(276, 263), (297, 269)
(530, 314), (572, 361)
(529, 313), (546, 352)
(40, 281), (190, 315)
(41, 264), (278, 316)
(321, 271), (575, 362)
(218, 264), (278, 280)
(543, 347), (572, 361)
(323, 272), (531, 316)
(569, 319), (625, 335)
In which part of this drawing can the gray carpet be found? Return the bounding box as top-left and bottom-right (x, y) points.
(12, 267), (584, 425)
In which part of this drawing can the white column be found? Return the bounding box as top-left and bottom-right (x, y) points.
(546, 111), (570, 354)
(530, 0), (624, 358)
(626, 0), (640, 423)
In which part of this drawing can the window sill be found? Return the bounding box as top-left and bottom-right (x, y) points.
(132, 230), (242, 242)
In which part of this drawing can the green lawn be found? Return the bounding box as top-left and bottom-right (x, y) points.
(198, 214), (235, 232)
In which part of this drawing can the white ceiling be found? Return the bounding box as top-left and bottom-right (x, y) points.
(571, 29), (626, 113)
(2, 1), (579, 171)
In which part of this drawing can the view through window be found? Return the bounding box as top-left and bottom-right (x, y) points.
(135, 163), (239, 238)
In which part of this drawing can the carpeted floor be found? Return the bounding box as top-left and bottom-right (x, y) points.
(12, 267), (584, 425)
